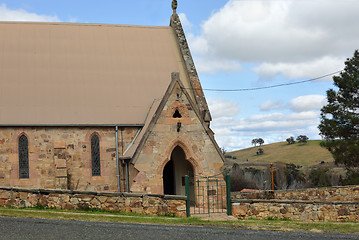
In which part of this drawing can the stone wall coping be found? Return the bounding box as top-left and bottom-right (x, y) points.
(0, 186), (186, 200)
(232, 199), (359, 205)
(232, 185), (359, 195)
(161, 194), (187, 200)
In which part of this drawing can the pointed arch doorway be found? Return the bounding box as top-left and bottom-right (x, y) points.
(163, 146), (194, 195)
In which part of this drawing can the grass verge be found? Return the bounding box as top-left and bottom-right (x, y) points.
(0, 207), (358, 234)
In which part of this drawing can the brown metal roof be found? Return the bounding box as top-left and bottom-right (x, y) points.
(0, 22), (191, 125)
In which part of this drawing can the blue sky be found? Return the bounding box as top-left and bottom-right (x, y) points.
(1, 0), (358, 150)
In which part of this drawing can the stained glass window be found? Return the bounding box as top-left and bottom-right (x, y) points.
(91, 134), (101, 176)
(18, 134), (29, 179)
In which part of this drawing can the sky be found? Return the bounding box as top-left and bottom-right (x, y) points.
(1, 0), (358, 151)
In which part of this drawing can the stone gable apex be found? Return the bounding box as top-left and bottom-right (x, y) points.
(131, 72), (224, 165)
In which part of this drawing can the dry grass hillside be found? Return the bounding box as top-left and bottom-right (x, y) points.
(226, 140), (335, 168)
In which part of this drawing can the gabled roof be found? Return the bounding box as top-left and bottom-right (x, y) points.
(0, 21), (194, 125)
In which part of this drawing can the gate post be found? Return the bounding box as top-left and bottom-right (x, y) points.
(226, 174), (232, 215)
(206, 178), (210, 214)
(185, 175), (190, 217)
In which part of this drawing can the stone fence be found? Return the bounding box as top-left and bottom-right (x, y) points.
(0, 186), (187, 217)
(232, 185), (359, 202)
(231, 185), (359, 222)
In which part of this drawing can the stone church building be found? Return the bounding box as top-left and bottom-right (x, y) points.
(0, 1), (224, 195)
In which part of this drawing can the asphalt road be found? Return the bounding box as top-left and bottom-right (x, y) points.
(0, 216), (357, 240)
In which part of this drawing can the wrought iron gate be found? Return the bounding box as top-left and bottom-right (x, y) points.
(185, 173), (231, 217)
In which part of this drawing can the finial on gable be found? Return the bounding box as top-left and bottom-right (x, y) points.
(172, 0), (177, 15)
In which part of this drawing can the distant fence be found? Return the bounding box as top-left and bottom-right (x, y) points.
(0, 186), (186, 217)
(232, 185), (359, 222)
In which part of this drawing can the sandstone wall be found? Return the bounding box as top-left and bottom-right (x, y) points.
(0, 186), (186, 217)
(0, 127), (139, 191)
(232, 185), (359, 222)
(232, 185), (359, 202)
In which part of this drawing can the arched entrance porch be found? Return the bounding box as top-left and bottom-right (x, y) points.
(163, 146), (194, 195)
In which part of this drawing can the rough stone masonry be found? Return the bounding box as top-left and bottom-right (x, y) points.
(231, 185), (359, 222)
(0, 186), (187, 217)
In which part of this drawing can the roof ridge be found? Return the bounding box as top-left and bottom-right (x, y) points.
(0, 21), (170, 29)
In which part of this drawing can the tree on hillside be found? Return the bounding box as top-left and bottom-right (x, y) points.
(286, 136), (295, 144)
(296, 135), (309, 143)
(257, 138), (264, 146)
(318, 50), (359, 177)
(252, 138), (264, 146)
(256, 148), (264, 155)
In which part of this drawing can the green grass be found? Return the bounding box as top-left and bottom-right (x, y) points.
(0, 207), (200, 225)
(10, 205), (176, 218)
(0, 207), (358, 234)
(227, 140), (335, 167)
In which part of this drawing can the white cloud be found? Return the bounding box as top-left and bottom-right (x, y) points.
(194, 57), (242, 74)
(212, 110), (321, 150)
(187, 33), (242, 74)
(188, 34), (209, 56)
(0, 4), (59, 22)
(290, 95), (327, 112)
(211, 110), (320, 136)
(192, 1), (352, 150)
(210, 94), (328, 150)
(190, 0), (358, 78)
(232, 111), (319, 132)
(253, 56), (344, 80)
(207, 98), (240, 119)
(260, 100), (284, 111)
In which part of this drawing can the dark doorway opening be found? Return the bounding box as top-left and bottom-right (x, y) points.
(163, 160), (175, 195)
(163, 146), (194, 196)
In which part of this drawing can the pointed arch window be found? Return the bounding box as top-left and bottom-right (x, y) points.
(91, 134), (101, 176)
(18, 134), (29, 179)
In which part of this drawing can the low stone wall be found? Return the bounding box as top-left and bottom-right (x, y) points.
(0, 186), (186, 217)
(231, 186), (359, 222)
(232, 185), (359, 202)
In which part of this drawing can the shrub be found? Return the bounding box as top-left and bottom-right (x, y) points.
(308, 168), (332, 187)
(342, 170), (359, 185)
(230, 164), (260, 191)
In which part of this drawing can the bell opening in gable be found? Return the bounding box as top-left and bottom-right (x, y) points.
(173, 109), (182, 118)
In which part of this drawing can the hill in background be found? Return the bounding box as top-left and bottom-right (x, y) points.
(225, 140), (346, 190)
(225, 140), (335, 168)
